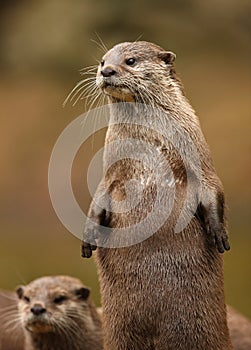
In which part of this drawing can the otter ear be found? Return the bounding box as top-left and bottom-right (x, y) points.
(16, 286), (24, 299)
(158, 51), (176, 65)
(75, 287), (90, 300)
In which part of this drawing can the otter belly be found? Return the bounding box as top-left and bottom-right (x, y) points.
(96, 221), (230, 350)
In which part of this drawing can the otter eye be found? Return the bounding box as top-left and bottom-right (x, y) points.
(54, 295), (67, 304)
(24, 296), (30, 303)
(100, 60), (105, 67)
(125, 58), (136, 66)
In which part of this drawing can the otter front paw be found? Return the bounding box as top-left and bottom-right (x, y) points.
(196, 199), (230, 254)
(81, 240), (97, 258)
(206, 221), (230, 254)
(81, 223), (99, 259)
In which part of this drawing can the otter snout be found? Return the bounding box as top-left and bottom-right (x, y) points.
(101, 66), (116, 77)
(30, 304), (46, 316)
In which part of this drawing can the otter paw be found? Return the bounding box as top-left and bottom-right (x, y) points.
(214, 228), (230, 253)
(81, 241), (97, 258)
(208, 224), (230, 253)
(81, 223), (99, 258)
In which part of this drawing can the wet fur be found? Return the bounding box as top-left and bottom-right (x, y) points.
(82, 41), (232, 349)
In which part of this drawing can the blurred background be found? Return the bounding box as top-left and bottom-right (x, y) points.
(0, 0), (250, 317)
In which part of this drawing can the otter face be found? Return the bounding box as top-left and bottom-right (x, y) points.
(16, 276), (90, 334)
(96, 41), (176, 103)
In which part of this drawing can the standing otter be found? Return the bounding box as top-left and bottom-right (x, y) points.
(81, 41), (232, 349)
(16, 275), (103, 350)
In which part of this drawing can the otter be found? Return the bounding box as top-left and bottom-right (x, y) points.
(15, 275), (103, 350)
(80, 41), (233, 349)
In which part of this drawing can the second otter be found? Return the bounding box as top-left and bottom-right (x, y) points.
(82, 41), (232, 349)
(16, 275), (103, 350)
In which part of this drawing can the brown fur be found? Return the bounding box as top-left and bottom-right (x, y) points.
(82, 41), (232, 349)
(1, 289), (249, 349)
(227, 306), (251, 350)
(0, 289), (24, 350)
(15, 276), (103, 350)
(94, 306), (251, 350)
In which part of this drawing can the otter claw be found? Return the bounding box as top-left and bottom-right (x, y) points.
(204, 219), (230, 253)
(214, 230), (230, 254)
(208, 225), (230, 254)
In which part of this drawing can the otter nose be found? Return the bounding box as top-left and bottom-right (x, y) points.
(31, 304), (46, 316)
(101, 67), (116, 77)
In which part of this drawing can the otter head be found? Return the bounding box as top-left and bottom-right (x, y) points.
(96, 41), (177, 103)
(16, 276), (90, 334)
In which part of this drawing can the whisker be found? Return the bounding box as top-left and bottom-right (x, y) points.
(80, 71), (96, 76)
(82, 84), (99, 104)
(0, 310), (20, 318)
(64, 77), (96, 107)
(0, 292), (18, 301)
(1, 316), (21, 330)
(0, 304), (18, 312)
(79, 65), (97, 73)
(95, 32), (108, 52)
(91, 39), (107, 54)
(69, 80), (96, 105)
(92, 32), (108, 54)
(134, 33), (144, 43)
(73, 83), (99, 107)
(63, 80), (86, 107)
(87, 90), (102, 111)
